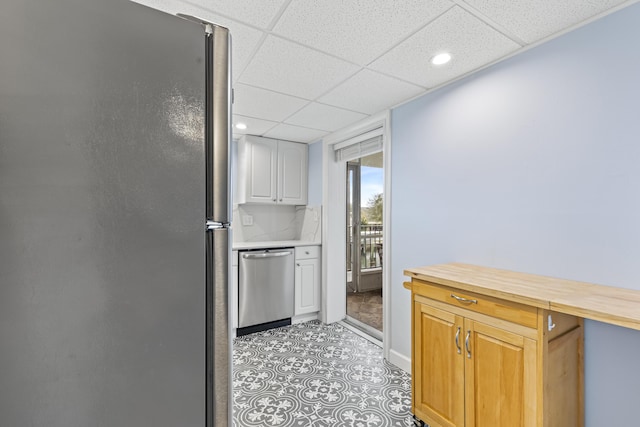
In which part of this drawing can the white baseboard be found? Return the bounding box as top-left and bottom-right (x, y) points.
(388, 348), (411, 373)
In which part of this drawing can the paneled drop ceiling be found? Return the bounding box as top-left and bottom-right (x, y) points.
(135, 0), (635, 143)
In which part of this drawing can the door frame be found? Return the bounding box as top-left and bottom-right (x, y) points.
(346, 161), (361, 293)
(321, 111), (392, 360)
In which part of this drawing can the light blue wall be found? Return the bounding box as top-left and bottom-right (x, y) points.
(307, 140), (323, 206)
(390, 4), (640, 425)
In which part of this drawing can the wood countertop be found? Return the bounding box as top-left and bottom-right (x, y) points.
(404, 263), (640, 332)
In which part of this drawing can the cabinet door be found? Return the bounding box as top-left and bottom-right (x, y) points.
(277, 140), (307, 205)
(294, 258), (319, 315)
(464, 320), (536, 427)
(241, 136), (277, 204)
(413, 300), (465, 427)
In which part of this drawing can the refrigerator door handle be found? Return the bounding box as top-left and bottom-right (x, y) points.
(204, 23), (231, 223)
(206, 220), (230, 230)
(203, 23), (232, 427)
(205, 227), (230, 427)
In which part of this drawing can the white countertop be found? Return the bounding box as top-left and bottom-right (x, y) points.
(232, 240), (320, 250)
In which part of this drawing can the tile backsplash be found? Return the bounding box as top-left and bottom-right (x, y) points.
(233, 205), (321, 243)
(296, 206), (321, 242)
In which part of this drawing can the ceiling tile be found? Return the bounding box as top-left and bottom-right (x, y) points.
(462, 0), (628, 43)
(370, 6), (521, 88)
(185, 0), (289, 28)
(232, 114), (278, 137)
(318, 69), (425, 115)
(133, 0), (263, 81)
(263, 123), (328, 144)
(284, 102), (368, 132)
(234, 84), (309, 122)
(238, 35), (360, 99)
(272, 0), (454, 65)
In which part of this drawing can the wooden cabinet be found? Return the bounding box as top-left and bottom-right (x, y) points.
(464, 319), (536, 427)
(294, 245), (320, 315)
(414, 299), (537, 427)
(407, 270), (584, 427)
(413, 302), (464, 427)
(236, 135), (308, 205)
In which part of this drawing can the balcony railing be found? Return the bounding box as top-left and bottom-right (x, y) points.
(347, 223), (383, 271)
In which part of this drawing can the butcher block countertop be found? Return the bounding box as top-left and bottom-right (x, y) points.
(404, 263), (640, 332)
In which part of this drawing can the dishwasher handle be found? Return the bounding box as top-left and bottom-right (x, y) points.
(242, 250), (292, 259)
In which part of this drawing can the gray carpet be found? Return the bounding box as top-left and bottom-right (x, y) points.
(233, 320), (413, 426)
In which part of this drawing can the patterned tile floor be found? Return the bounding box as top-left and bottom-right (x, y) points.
(233, 320), (413, 427)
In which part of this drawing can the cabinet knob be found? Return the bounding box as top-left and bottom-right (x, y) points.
(296, 263), (300, 267)
(279, 198), (283, 202)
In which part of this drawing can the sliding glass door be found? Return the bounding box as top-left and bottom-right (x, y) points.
(345, 153), (383, 339)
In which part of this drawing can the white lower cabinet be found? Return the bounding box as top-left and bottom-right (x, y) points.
(294, 246), (320, 315)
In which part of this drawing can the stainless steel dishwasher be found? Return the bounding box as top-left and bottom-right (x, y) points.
(238, 248), (294, 335)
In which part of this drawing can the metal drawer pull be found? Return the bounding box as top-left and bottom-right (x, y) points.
(465, 330), (471, 359)
(450, 294), (478, 304)
(455, 327), (461, 354)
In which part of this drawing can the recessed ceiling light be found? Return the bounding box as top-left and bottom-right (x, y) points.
(431, 52), (452, 66)
(235, 122), (247, 130)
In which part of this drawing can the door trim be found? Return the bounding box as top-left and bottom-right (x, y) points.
(341, 318), (383, 346)
(346, 161), (361, 293)
(321, 111), (392, 361)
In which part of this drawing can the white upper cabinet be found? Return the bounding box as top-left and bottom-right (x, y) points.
(277, 140), (307, 205)
(237, 135), (308, 205)
(237, 135), (278, 204)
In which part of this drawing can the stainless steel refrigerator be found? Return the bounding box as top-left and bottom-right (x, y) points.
(0, 0), (231, 425)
